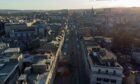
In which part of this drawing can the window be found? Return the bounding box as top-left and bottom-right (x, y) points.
(113, 70), (116, 75)
(98, 69), (101, 74)
(111, 79), (116, 83)
(96, 83), (101, 84)
(97, 78), (101, 81)
(105, 70), (108, 74)
(103, 78), (109, 82)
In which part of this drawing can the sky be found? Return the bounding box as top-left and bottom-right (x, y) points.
(0, 0), (140, 10)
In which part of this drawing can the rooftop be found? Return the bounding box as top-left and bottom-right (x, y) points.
(100, 49), (116, 61)
(84, 36), (112, 46)
(23, 54), (51, 84)
(83, 36), (94, 41)
(0, 43), (8, 46)
(104, 37), (112, 43)
(28, 72), (48, 84)
(88, 47), (120, 67)
(0, 61), (18, 83)
(94, 36), (104, 39)
(5, 23), (27, 26)
(0, 52), (21, 61)
(24, 53), (53, 67)
(3, 48), (20, 53)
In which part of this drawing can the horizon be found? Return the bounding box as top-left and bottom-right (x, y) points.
(0, 6), (139, 11)
(0, 0), (140, 10)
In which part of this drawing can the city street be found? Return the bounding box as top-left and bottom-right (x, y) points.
(54, 18), (88, 84)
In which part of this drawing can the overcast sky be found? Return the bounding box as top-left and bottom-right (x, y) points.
(0, 0), (140, 10)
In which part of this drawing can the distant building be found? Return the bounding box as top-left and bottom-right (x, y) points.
(83, 36), (112, 49)
(48, 13), (65, 23)
(9, 28), (36, 40)
(5, 38), (40, 51)
(33, 21), (47, 38)
(5, 26), (40, 51)
(5, 23), (27, 35)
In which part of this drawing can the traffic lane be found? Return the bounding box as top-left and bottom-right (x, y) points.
(75, 29), (89, 84)
(70, 27), (81, 84)
(72, 28), (84, 84)
(67, 26), (79, 84)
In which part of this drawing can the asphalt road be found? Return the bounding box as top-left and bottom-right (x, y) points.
(54, 19), (89, 84)
(71, 24), (89, 84)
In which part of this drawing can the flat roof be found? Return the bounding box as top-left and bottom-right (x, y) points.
(94, 36), (104, 38)
(89, 47), (120, 67)
(0, 43), (7, 46)
(24, 54), (50, 64)
(28, 73), (48, 84)
(10, 53), (22, 59)
(0, 62), (18, 83)
(4, 48), (20, 53)
(104, 37), (112, 43)
(100, 49), (116, 61)
(0, 53), (20, 60)
(83, 36), (94, 41)
(24, 56), (49, 83)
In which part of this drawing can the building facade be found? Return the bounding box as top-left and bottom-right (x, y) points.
(81, 36), (123, 84)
